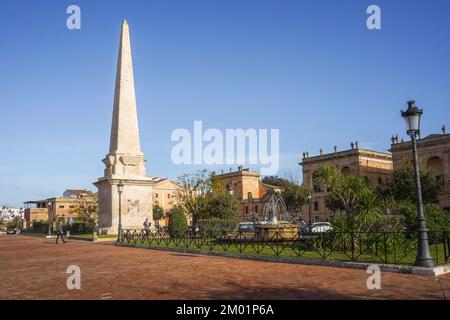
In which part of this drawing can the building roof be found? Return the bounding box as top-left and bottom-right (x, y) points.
(390, 133), (450, 152)
(151, 177), (183, 189)
(63, 189), (96, 198)
(300, 147), (392, 166)
(213, 167), (260, 179)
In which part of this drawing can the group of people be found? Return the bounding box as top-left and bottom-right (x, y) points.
(54, 217), (153, 244)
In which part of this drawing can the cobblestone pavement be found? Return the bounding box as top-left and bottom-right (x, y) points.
(0, 235), (449, 300)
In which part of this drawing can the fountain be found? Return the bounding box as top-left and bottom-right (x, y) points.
(254, 193), (300, 241)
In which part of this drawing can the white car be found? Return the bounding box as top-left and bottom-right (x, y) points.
(310, 222), (333, 233)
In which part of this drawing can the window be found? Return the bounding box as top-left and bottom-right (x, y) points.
(155, 193), (159, 198)
(79, 206), (84, 208)
(314, 201), (319, 212)
(245, 206), (249, 214)
(69, 206), (75, 209)
(377, 177), (382, 185)
(254, 206), (258, 213)
(314, 216), (320, 222)
(248, 192), (253, 200)
(342, 167), (351, 175)
(313, 184), (322, 193)
(59, 205), (64, 209)
(168, 194), (171, 199)
(426, 157), (444, 185)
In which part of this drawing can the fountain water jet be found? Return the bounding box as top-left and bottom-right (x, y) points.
(255, 193), (300, 241)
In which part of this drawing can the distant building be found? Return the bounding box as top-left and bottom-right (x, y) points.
(62, 189), (96, 199)
(152, 178), (183, 226)
(300, 144), (393, 223)
(213, 167), (282, 221)
(23, 190), (97, 229)
(390, 128), (450, 211)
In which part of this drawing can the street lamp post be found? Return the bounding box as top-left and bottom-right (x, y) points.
(117, 181), (124, 243)
(307, 193), (312, 233)
(47, 201), (52, 237)
(228, 187), (233, 211)
(401, 100), (435, 267)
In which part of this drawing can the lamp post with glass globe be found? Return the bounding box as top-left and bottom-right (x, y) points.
(117, 181), (124, 242)
(307, 193), (313, 233)
(401, 100), (435, 267)
(228, 186), (234, 211)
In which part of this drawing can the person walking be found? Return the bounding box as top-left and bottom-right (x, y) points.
(143, 218), (151, 238)
(56, 219), (66, 244)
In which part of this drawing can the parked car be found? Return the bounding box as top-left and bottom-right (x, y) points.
(298, 220), (309, 233)
(310, 222), (333, 233)
(238, 222), (255, 233)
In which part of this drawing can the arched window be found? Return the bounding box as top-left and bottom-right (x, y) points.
(341, 167), (351, 175)
(426, 157), (444, 185)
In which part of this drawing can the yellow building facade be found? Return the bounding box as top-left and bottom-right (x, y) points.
(300, 145), (393, 223)
(152, 178), (183, 226)
(213, 167), (281, 221)
(390, 130), (450, 211)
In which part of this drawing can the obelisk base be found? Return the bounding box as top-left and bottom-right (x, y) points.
(94, 178), (154, 235)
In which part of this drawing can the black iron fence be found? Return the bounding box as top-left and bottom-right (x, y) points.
(119, 228), (450, 266)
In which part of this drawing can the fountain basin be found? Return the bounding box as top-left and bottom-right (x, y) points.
(255, 223), (300, 241)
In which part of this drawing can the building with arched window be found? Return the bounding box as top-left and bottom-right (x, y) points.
(300, 144), (393, 223)
(212, 167), (282, 221)
(390, 130), (450, 211)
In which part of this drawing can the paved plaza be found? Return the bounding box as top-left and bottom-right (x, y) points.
(0, 235), (449, 300)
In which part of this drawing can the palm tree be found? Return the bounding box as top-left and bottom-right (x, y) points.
(313, 165), (380, 230)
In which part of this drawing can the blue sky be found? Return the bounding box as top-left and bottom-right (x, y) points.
(0, 0), (449, 207)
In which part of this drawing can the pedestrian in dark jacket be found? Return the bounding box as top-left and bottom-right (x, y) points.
(56, 220), (66, 244)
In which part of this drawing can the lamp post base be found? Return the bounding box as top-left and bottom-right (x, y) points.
(414, 258), (435, 268)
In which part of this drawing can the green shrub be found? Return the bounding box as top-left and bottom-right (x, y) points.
(168, 206), (188, 238)
(32, 221), (49, 233)
(197, 219), (238, 236)
(391, 201), (450, 233)
(65, 222), (93, 234)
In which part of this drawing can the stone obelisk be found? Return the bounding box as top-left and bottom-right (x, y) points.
(94, 20), (154, 234)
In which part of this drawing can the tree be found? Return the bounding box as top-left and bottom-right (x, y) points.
(6, 216), (23, 230)
(168, 206), (188, 237)
(262, 175), (310, 214)
(314, 165), (381, 229)
(281, 183), (310, 214)
(377, 165), (441, 204)
(175, 170), (238, 224)
(152, 203), (165, 227)
(69, 198), (98, 230)
(390, 201), (450, 233)
(175, 170), (211, 225)
(262, 176), (288, 188)
(206, 191), (238, 221)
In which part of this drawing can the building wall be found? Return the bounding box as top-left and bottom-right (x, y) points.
(24, 196), (97, 228)
(300, 148), (393, 223)
(152, 179), (183, 226)
(213, 168), (281, 221)
(24, 208), (48, 228)
(390, 134), (450, 211)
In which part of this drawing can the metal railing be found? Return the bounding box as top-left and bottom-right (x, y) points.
(119, 228), (450, 266)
